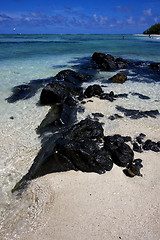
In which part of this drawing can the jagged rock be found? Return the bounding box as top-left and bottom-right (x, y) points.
(133, 142), (143, 153)
(115, 57), (130, 69)
(12, 118), (114, 193)
(143, 139), (160, 152)
(92, 52), (117, 70)
(136, 133), (146, 144)
(64, 118), (104, 141)
(53, 139), (113, 174)
(108, 114), (123, 120)
(40, 69), (85, 105)
(55, 69), (85, 84)
(51, 118), (113, 173)
(109, 73), (127, 84)
(84, 84), (104, 98)
(40, 81), (70, 105)
(104, 135), (134, 167)
(92, 52), (130, 71)
(100, 91), (115, 102)
(124, 159), (143, 177)
(149, 63), (160, 73)
(40, 81), (83, 105)
(122, 136), (132, 142)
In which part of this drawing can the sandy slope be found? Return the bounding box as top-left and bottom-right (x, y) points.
(0, 98), (160, 240)
(1, 150), (160, 240)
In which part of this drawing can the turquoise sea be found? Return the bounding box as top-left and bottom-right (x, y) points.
(0, 34), (160, 100)
(0, 34), (160, 238)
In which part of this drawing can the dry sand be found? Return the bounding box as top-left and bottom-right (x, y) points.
(0, 97), (160, 240)
(1, 154), (160, 240)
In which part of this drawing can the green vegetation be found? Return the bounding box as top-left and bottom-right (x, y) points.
(143, 23), (160, 34)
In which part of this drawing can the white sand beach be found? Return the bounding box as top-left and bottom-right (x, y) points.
(0, 155), (160, 240)
(0, 97), (160, 240)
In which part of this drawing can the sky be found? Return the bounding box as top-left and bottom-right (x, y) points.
(0, 0), (160, 34)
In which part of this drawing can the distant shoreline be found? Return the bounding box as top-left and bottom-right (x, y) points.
(134, 33), (160, 36)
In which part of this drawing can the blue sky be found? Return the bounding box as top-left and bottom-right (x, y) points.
(0, 0), (160, 34)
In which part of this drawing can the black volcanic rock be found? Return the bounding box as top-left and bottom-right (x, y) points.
(133, 142), (143, 153)
(12, 118), (114, 193)
(40, 81), (83, 105)
(92, 52), (130, 71)
(92, 52), (117, 70)
(100, 91), (115, 102)
(55, 69), (85, 84)
(84, 84), (104, 98)
(149, 62), (160, 73)
(63, 118), (104, 141)
(143, 139), (160, 152)
(40, 81), (69, 105)
(115, 57), (130, 69)
(104, 135), (134, 167)
(136, 133), (146, 144)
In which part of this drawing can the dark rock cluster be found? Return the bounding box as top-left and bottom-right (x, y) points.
(149, 62), (160, 73)
(131, 133), (160, 153)
(92, 52), (130, 70)
(12, 118), (145, 193)
(104, 134), (134, 167)
(9, 52), (160, 193)
(40, 69), (85, 106)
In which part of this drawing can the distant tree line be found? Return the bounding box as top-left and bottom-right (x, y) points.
(143, 23), (160, 34)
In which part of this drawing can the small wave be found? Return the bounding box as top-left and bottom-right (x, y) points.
(0, 41), (78, 44)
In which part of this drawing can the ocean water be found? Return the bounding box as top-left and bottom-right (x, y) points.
(0, 34), (160, 238)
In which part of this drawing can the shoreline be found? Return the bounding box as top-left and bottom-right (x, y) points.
(134, 33), (160, 36)
(1, 95), (160, 240)
(0, 49), (160, 239)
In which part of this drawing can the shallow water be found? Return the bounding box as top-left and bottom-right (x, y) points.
(0, 34), (160, 239)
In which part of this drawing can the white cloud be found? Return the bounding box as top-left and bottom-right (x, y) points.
(116, 20), (123, 24)
(30, 12), (37, 17)
(126, 16), (135, 24)
(154, 17), (158, 23)
(93, 14), (98, 22)
(116, 5), (133, 13)
(143, 8), (152, 16)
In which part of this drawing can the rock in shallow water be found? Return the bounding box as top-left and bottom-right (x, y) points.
(55, 69), (85, 84)
(109, 73), (127, 84)
(92, 52), (117, 70)
(40, 81), (69, 105)
(12, 118), (114, 193)
(92, 52), (130, 71)
(84, 84), (104, 98)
